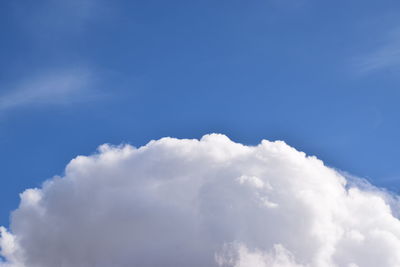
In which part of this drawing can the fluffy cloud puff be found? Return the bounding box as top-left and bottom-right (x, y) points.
(1, 134), (400, 267)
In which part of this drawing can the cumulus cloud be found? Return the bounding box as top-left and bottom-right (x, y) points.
(1, 134), (400, 267)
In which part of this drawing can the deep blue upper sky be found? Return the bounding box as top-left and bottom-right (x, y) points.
(1, 0), (400, 227)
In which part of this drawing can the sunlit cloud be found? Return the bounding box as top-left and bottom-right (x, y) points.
(1, 134), (400, 267)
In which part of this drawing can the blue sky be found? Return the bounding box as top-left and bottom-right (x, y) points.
(1, 0), (400, 228)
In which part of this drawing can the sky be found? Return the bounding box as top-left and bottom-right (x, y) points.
(1, 0), (400, 251)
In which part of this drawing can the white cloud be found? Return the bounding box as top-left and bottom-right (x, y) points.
(0, 68), (94, 112)
(1, 134), (400, 267)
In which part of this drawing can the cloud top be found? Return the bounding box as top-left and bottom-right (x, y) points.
(1, 134), (400, 267)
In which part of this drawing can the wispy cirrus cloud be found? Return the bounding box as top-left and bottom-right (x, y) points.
(0, 68), (96, 112)
(13, 0), (110, 35)
(355, 28), (400, 74)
